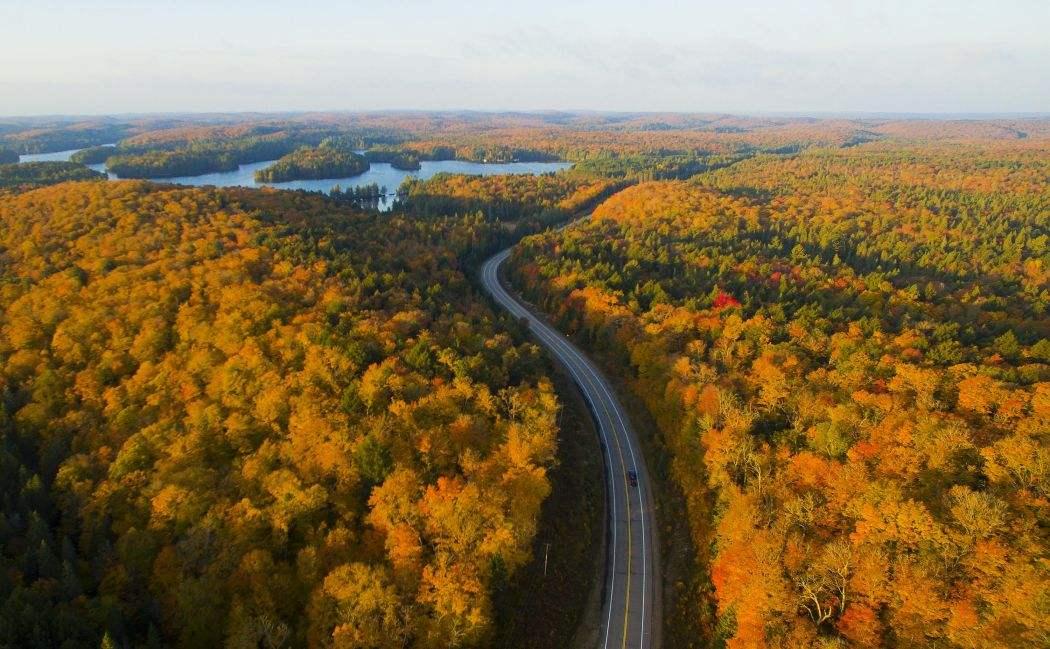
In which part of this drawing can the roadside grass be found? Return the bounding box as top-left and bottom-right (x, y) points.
(492, 364), (605, 648)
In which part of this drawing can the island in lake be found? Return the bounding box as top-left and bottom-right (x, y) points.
(364, 147), (422, 171)
(255, 144), (370, 182)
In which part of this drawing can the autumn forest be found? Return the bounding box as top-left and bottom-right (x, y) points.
(0, 111), (1047, 649)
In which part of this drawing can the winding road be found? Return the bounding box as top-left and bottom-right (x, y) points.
(481, 246), (659, 649)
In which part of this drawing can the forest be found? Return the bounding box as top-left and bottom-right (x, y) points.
(0, 112), (1047, 649)
(0, 179), (572, 648)
(0, 123), (130, 155)
(397, 171), (620, 223)
(328, 183), (390, 210)
(70, 146), (119, 165)
(255, 145), (370, 183)
(508, 140), (1049, 648)
(106, 149), (242, 178)
(364, 147), (422, 171)
(106, 134), (309, 179)
(406, 144), (562, 164)
(0, 149), (18, 165)
(0, 162), (106, 190)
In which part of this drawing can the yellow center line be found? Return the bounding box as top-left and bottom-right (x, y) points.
(609, 410), (633, 649)
(563, 350), (633, 649)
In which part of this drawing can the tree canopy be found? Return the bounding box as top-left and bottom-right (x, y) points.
(509, 140), (1050, 648)
(0, 113), (1048, 648)
(255, 145), (370, 183)
(0, 181), (560, 648)
(0, 161), (106, 189)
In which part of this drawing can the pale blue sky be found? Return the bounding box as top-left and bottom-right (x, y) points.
(2, 0), (1047, 116)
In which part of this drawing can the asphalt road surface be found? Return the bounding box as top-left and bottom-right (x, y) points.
(481, 246), (659, 649)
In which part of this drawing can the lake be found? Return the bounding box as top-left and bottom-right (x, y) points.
(19, 146), (112, 176)
(19, 148), (572, 210)
(19, 148), (92, 163)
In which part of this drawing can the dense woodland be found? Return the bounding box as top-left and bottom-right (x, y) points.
(404, 144), (561, 164)
(364, 148), (422, 171)
(328, 183), (390, 210)
(0, 150), (18, 165)
(0, 113), (1047, 648)
(0, 162), (106, 190)
(509, 141), (1050, 648)
(106, 149), (241, 178)
(106, 134), (309, 179)
(0, 123), (130, 155)
(70, 146), (118, 166)
(0, 180), (569, 648)
(398, 171), (620, 223)
(255, 146), (370, 183)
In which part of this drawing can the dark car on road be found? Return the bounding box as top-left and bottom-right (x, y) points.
(627, 470), (638, 487)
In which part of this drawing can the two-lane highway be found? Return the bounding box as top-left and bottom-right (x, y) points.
(482, 246), (659, 649)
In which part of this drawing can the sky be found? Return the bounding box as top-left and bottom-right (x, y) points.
(2, 0), (1048, 116)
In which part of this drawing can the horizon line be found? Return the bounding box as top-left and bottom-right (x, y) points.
(3, 108), (1050, 122)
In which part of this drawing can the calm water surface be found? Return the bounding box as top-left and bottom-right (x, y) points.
(19, 148), (83, 162)
(114, 159), (572, 209)
(19, 146), (112, 175)
(19, 147), (572, 211)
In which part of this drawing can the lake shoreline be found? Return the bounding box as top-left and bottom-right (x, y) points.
(19, 148), (572, 211)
